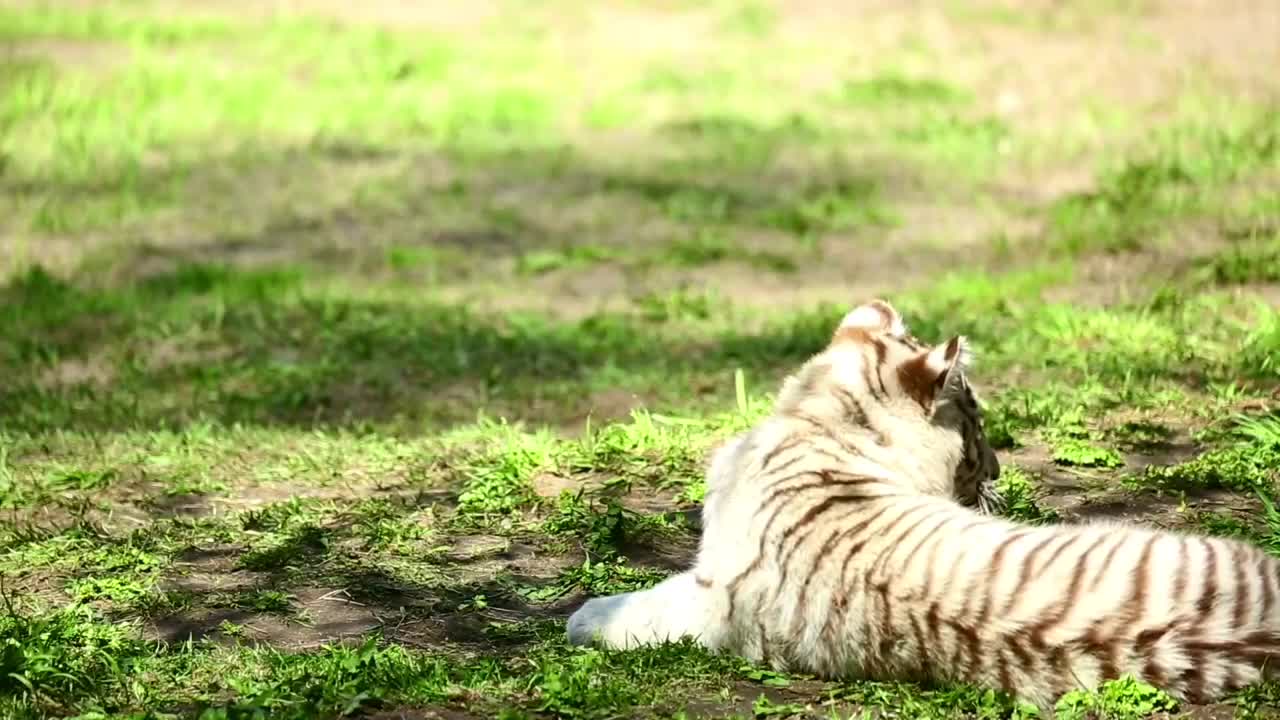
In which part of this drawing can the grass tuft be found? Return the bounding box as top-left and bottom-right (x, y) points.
(1055, 674), (1178, 720)
(995, 467), (1060, 525)
(1049, 114), (1280, 255)
(1135, 414), (1280, 494)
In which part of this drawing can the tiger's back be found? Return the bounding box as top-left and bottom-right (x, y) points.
(738, 476), (1280, 706)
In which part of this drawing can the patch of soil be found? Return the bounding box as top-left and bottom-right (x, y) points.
(506, 540), (583, 581)
(1040, 221), (1249, 307)
(677, 679), (854, 719)
(530, 472), (594, 500)
(167, 544), (262, 587)
(139, 335), (236, 373)
(363, 709), (486, 720)
(474, 229), (1010, 322)
(1004, 435), (1200, 492)
(383, 589), (579, 652)
(5, 37), (127, 74)
(35, 356), (116, 390)
(207, 482), (450, 514)
(128, 482), (368, 521)
(559, 388), (651, 433)
(149, 584), (381, 648)
(444, 534), (510, 561)
(1241, 282), (1280, 308)
(166, 0), (500, 30)
(1001, 438), (1251, 528)
(621, 535), (698, 574)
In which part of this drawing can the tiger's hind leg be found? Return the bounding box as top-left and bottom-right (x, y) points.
(567, 571), (724, 650)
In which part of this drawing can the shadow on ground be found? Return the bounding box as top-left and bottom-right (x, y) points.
(0, 260), (840, 433)
(136, 515), (695, 655)
(14, 476), (701, 656)
(0, 130), (943, 433)
(5, 127), (922, 281)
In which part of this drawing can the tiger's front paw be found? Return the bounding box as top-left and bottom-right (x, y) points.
(566, 594), (631, 647)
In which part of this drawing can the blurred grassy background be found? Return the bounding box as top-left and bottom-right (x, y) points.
(3, 0), (1276, 432)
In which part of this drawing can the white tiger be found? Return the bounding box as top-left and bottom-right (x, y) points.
(568, 299), (1280, 709)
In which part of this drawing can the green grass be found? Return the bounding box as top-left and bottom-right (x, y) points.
(1130, 414), (1280, 494)
(3, 261), (1280, 716)
(1190, 230), (1280, 285)
(5, 269), (1278, 716)
(1055, 675), (1179, 720)
(993, 467), (1060, 525)
(3, 0), (1280, 717)
(0, 598), (746, 720)
(1048, 111), (1279, 255)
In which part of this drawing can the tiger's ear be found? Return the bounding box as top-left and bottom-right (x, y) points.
(898, 335), (969, 412)
(836, 299), (906, 337)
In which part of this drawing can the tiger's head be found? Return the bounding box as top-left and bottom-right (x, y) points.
(777, 298), (1003, 513)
